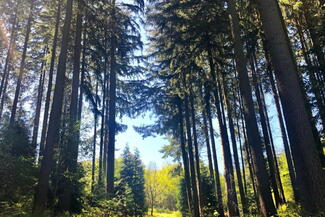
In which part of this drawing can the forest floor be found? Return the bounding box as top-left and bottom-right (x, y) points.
(145, 209), (182, 217)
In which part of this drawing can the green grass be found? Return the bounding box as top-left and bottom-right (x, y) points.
(145, 208), (181, 217)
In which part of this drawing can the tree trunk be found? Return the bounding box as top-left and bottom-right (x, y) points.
(0, 14), (17, 119)
(213, 70), (239, 217)
(249, 55), (282, 206)
(183, 80), (200, 217)
(256, 0), (325, 213)
(220, 72), (248, 214)
(238, 91), (258, 202)
(295, 18), (325, 136)
(259, 81), (286, 203)
(204, 84), (225, 217)
(200, 86), (214, 178)
(91, 82), (99, 194)
(206, 46), (239, 216)
(301, 0), (325, 77)
(32, 57), (47, 150)
(33, 0), (74, 212)
(177, 98), (193, 216)
(39, 0), (62, 156)
(57, 0), (83, 211)
(0, 11), (17, 101)
(98, 69), (107, 186)
(263, 44), (299, 202)
(106, 0), (117, 197)
(103, 86), (109, 182)
(78, 28), (86, 123)
(228, 0), (277, 215)
(189, 85), (203, 212)
(236, 115), (247, 195)
(10, 0), (34, 125)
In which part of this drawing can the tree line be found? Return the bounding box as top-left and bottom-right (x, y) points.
(0, 0), (324, 216)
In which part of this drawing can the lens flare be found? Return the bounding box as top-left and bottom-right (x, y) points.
(0, 19), (9, 49)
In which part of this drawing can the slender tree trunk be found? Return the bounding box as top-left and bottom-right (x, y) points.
(32, 57), (47, 150)
(91, 82), (99, 193)
(238, 90), (258, 201)
(78, 28), (86, 123)
(228, 0), (277, 215)
(207, 47), (239, 216)
(106, 0), (117, 197)
(103, 86), (109, 182)
(200, 86), (214, 178)
(220, 72), (248, 214)
(295, 19), (325, 134)
(0, 11), (17, 101)
(189, 85), (203, 213)
(10, 0), (34, 124)
(204, 84), (225, 217)
(256, 0), (325, 213)
(33, 0), (74, 212)
(0, 64), (11, 119)
(249, 55), (282, 206)
(183, 79), (200, 217)
(39, 0), (62, 156)
(177, 98), (193, 216)
(236, 115), (247, 195)
(267, 64), (299, 202)
(0, 17), (17, 119)
(58, 0), (83, 211)
(215, 74), (240, 217)
(258, 81), (286, 203)
(98, 70), (106, 186)
(263, 43), (300, 202)
(301, 0), (325, 76)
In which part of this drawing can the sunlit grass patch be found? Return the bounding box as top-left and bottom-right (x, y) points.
(145, 208), (182, 217)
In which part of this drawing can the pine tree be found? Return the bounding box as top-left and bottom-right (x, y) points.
(120, 146), (147, 216)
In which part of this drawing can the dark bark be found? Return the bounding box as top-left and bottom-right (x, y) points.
(200, 86), (214, 178)
(259, 82), (286, 203)
(204, 85), (225, 217)
(249, 55), (282, 206)
(57, 0), (83, 211)
(228, 0), (277, 215)
(189, 86), (203, 212)
(256, 0), (325, 213)
(103, 85), (109, 182)
(98, 70), (106, 186)
(32, 58), (47, 150)
(91, 82), (99, 193)
(207, 46), (239, 216)
(177, 98), (193, 216)
(220, 72), (248, 214)
(33, 0), (74, 212)
(301, 0), (325, 77)
(39, 0), (62, 155)
(78, 29), (86, 123)
(236, 115), (247, 195)
(213, 72), (239, 217)
(183, 81), (200, 217)
(106, 0), (116, 197)
(295, 18), (325, 137)
(263, 43), (300, 202)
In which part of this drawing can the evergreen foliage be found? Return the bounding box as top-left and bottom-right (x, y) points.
(0, 0), (324, 216)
